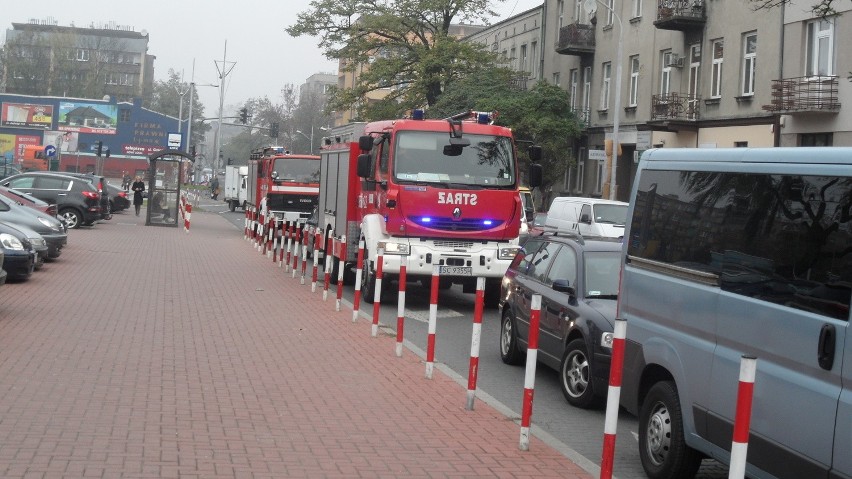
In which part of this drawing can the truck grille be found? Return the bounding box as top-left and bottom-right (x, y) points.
(433, 240), (475, 249)
(409, 216), (504, 232)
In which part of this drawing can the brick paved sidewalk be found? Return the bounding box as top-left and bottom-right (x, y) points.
(0, 207), (593, 478)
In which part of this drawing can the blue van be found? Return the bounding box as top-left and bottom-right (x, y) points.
(620, 147), (852, 479)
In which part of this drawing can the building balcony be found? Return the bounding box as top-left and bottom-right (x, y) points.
(651, 93), (701, 120)
(555, 22), (595, 56)
(572, 108), (591, 126)
(654, 0), (706, 31)
(762, 76), (841, 114)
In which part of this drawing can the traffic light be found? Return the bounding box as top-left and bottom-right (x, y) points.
(227, 158), (233, 165)
(105, 147), (110, 158)
(239, 107), (248, 124)
(96, 141), (103, 157)
(269, 122), (279, 138)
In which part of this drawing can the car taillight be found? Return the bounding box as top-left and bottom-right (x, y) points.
(118, 191), (127, 198)
(82, 191), (99, 199)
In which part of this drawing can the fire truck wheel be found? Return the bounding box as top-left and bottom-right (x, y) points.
(362, 259), (377, 304)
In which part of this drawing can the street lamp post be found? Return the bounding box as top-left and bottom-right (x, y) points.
(585, 0), (623, 200)
(185, 82), (218, 154)
(295, 127), (313, 154)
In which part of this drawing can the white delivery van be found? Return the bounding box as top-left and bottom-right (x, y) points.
(223, 165), (248, 211)
(544, 197), (628, 239)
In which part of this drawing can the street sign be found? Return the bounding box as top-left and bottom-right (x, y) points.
(44, 145), (57, 157)
(588, 149), (607, 161)
(167, 133), (182, 149)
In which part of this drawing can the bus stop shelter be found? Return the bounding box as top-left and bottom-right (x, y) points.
(146, 149), (193, 227)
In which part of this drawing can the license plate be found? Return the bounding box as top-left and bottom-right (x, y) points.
(439, 266), (472, 276)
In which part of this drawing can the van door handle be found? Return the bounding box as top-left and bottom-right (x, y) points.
(818, 323), (836, 370)
(57, 193), (67, 196)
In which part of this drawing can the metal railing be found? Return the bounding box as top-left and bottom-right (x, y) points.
(651, 92), (701, 120)
(555, 22), (595, 54)
(656, 0), (706, 21)
(763, 76), (841, 113)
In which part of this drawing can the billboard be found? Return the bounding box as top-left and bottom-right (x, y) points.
(0, 134), (41, 164)
(1, 102), (54, 130)
(44, 131), (79, 153)
(58, 101), (118, 135)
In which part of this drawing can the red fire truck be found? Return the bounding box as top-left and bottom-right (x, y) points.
(247, 146), (321, 222)
(318, 111), (541, 305)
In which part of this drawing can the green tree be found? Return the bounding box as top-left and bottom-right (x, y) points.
(149, 70), (211, 150)
(430, 68), (582, 194)
(286, 0), (507, 119)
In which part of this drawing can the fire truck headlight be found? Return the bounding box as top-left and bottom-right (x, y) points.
(377, 241), (410, 255)
(499, 246), (520, 260)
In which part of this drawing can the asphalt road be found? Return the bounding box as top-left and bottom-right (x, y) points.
(206, 198), (731, 479)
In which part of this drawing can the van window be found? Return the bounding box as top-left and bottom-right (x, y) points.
(527, 241), (560, 283)
(545, 245), (578, 286)
(515, 238), (545, 273)
(628, 170), (852, 320)
(579, 204), (592, 222)
(36, 177), (69, 190)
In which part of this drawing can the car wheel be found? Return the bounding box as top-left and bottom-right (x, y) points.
(639, 381), (702, 479)
(59, 208), (82, 229)
(500, 311), (523, 365)
(361, 257), (377, 304)
(560, 338), (600, 408)
(229, 201), (236, 212)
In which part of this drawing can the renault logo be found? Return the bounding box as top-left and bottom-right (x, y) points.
(452, 207), (462, 219)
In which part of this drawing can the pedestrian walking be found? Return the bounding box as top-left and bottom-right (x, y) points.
(132, 176), (145, 216)
(210, 176), (220, 200)
(121, 171), (132, 191)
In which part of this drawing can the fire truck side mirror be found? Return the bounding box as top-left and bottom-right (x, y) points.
(358, 136), (373, 152)
(528, 145), (543, 162)
(529, 163), (543, 188)
(356, 153), (372, 178)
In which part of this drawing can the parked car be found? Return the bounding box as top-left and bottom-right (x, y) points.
(105, 182), (130, 212)
(499, 230), (622, 408)
(0, 251), (7, 286)
(8, 221), (48, 270)
(59, 172), (112, 219)
(1, 172), (102, 229)
(0, 221), (36, 281)
(0, 165), (22, 181)
(0, 185), (58, 217)
(0, 194), (67, 259)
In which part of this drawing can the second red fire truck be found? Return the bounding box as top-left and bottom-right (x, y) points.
(247, 146), (321, 223)
(317, 111), (541, 305)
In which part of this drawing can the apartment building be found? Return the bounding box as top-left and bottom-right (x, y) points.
(3, 19), (155, 103)
(466, 7), (545, 89)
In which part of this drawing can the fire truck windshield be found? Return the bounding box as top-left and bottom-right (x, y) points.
(393, 131), (515, 187)
(271, 158), (321, 183)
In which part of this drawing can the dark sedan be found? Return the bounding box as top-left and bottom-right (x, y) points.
(499, 230), (622, 409)
(0, 221), (36, 281)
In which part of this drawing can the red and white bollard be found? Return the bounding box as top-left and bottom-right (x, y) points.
(395, 257), (407, 357)
(371, 248), (384, 337)
(300, 225), (310, 285)
(335, 235), (346, 312)
(183, 203), (191, 232)
(311, 227), (321, 292)
(426, 265), (440, 379)
(466, 277), (485, 410)
(352, 239), (365, 322)
(244, 208), (249, 240)
(291, 223), (301, 277)
(519, 294), (542, 451)
(601, 318), (628, 477)
(283, 221), (292, 270)
(278, 220), (287, 267)
(729, 355), (757, 479)
(323, 231), (333, 301)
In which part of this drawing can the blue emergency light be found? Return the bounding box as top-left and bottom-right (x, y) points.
(412, 109), (425, 120)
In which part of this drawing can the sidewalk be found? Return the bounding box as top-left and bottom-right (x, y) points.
(0, 206), (593, 478)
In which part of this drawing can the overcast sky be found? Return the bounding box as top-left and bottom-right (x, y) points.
(3, 0), (543, 116)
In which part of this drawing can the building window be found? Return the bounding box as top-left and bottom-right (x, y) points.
(661, 50), (673, 95)
(629, 55), (640, 107)
(600, 62), (612, 110)
(558, 0), (565, 28)
(710, 39), (724, 98)
(119, 109), (131, 122)
(632, 0), (642, 18)
(76, 49), (89, 62)
(574, 0), (584, 22)
(607, 0), (615, 25)
(742, 33), (757, 96)
(520, 44), (528, 72)
(582, 66), (592, 113)
(800, 133), (833, 146)
(806, 19), (834, 76)
(530, 41), (538, 77)
(553, 71), (561, 87)
(510, 47), (516, 68)
(595, 159), (605, 194)
(734, 141), (748, 147)
(569, 69), (579, 109)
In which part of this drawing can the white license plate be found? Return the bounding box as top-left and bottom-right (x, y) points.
(439, 266), (472, 276)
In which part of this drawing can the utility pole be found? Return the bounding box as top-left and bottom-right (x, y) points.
(213, 41), (236, 172)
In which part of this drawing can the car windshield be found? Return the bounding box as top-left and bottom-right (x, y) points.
(583, 251), (621, 297)
(393, 131), (515, 187)
(272, 158), (320, 183)
(593, 204), (628, 225)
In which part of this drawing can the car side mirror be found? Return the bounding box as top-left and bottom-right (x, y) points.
(356, 153), (373, 178)
(552, 279), (576, 297)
